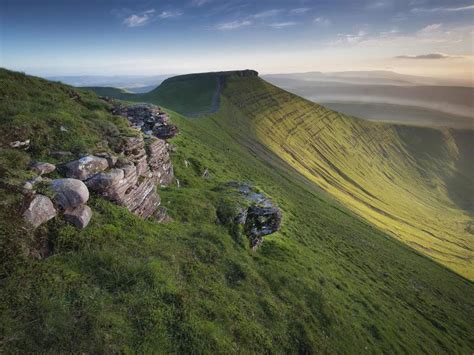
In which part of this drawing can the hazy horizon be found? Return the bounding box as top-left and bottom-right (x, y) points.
(2, 0), (473, 84)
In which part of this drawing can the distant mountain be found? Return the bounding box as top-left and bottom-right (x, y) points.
(47, 74), (172, 90)
(263, 71), (474, 122)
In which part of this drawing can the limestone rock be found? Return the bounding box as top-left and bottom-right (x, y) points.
(30, 162), (56, 175)
(64, 155), (109, 180)
(52, 178), (89, 210)
(64, 205), (92, 229)
(23, 194), (57, 228)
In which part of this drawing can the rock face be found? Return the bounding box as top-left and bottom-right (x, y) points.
(64, 155), (109, 180)
(84, 135), (173, 218)
(30, 162), (56, 175)
(64, 205), (92, 229)
(111, 103), (179, 140)
(52, 178), (90, 210)
(218, 182), (282, 249)
(23, 194), (57, 228)
(244, 206), (282, 249)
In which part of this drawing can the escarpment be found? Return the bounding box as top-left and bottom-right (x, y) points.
(18, 102), (178, 229)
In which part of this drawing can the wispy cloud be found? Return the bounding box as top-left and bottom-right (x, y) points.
(123, 9), (155, 27)
(395, 53), (460, 59)
(269, 21), (297, 29)
(367, 0), (393, 9)
(251, 9), (283, 19)
(411, 5), (474, 13)
(290, 8), (311, 15)
(419, 23), (442, 34)
(216, 20), (252, 30)
(159, 11), (183, 19)
(314, 16), (331, 26)
(191, 0), (213, 7)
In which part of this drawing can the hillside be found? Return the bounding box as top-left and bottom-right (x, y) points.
(102, 70), (474, 280)
(1, 68), (473, 353)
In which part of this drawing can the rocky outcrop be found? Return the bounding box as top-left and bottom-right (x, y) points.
(244, 205), (282, 249)
(52, 178), (90, 210)
(217, 182), (282, 249)
(111, 103), (179, 140)
(22, 194), (57, 228)
(19, 102), (177, 229)
(68, 135), (174, 219)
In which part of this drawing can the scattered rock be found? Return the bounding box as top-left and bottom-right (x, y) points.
(244, 206), (282, 250)
(202, 168), (211, 179)
(22, 176), (43, 191)
(64, 205), (92, 229)
(30, 162), (56, 175)
(64, 155), (109, 180)
(51, 151), (73, 159)
(23, 194), (57, 228)
(52, 178), (89, 210)
(154, 206), (172, 223)
(9, 139), (30, 149)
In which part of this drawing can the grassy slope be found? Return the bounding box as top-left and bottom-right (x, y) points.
(1, 69), (473, 353)
(212, 75), (473, 280)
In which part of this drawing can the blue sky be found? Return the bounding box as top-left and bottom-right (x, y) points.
(1, 0), (473, 79)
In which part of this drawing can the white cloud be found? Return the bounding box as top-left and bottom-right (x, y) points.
(251, 9), (283, 19)
(159, 11), (183, 19)
(216, 20), (252, 30)
(191, 0), (212, 7)
(411, 5), (474, 13)
(269, 22), (297, 29)
(123, 9), (155, 27)
(314, 16), (331, 26)
(290, 8), (311, 15)
(367, 0), (392, 9)
(419, 23), (442, 34)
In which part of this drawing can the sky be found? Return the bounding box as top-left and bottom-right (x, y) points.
(1, 0), (473, 83)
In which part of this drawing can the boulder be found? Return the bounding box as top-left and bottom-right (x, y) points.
(23, 194), (57, 228)
(86, 169), (124, 191)
(95, 152), (118, 168)
(217, 182), (282, 249)
(64, 205), (92, 229)
(30, 162), (56, 175)
(64, 155), (109, 180)
(52, 178), (89, 210)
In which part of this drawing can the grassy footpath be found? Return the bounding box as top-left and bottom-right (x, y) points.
(1, 69), (473, 353)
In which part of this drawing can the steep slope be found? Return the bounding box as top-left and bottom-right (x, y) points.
(220, 75), (473, 279)
(3, 69), (473, 353)
(105, 71), (473, 279)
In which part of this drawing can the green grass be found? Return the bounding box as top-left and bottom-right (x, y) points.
(1, 69), (473, 353)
